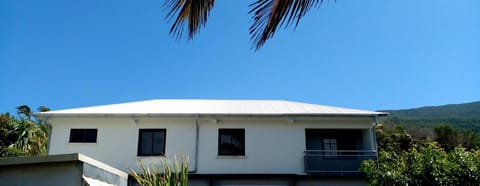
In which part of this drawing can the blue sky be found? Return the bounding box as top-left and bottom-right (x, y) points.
(1, 0), (479, 114)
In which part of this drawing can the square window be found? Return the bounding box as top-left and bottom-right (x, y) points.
(323, 138), (338, 156)
(69, 129), (97, 143)
(218, 129), (245, 156)
(138, 129), (166, 156)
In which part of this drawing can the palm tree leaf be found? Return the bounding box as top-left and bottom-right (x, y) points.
(164, 0), (215, 39)
(16, 105), (32, 119)
(249, 0), (322, 50)
(37, 106), (51, 112)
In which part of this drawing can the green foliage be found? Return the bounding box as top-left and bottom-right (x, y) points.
(0, 105), (49, 157)
(0, 113), (20, 156)
(434, 124), (460, 151)
(375, 124), (414, 154)
(364, 123), (480, 185)
(12, 118), (49, 156)
(164, 0), (325, 50)
(130, 155), (189, 186)
(361, 142), (480, 186)
(16, 105), (32, 120)
(448, 148), (480, 184)
(433, 124), (480, 151)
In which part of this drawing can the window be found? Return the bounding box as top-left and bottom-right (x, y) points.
(323, 138), (338, 156)
(218, 129), (245, 156)
(138, 129), (166, 156)
(69, 129), (97, 143)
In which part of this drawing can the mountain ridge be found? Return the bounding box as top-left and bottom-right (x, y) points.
(379, 101), (480, 132)
(380, 101), (480, 119)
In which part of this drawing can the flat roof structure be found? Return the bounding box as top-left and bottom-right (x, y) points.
(0, 153), (128, 186)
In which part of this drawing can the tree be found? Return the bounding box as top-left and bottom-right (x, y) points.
(434, 124), (480, 152)
(16, 105), (32, 120)
(0, 113), (20, 156)
(12, 118), (48, 156)
(0, 105), (49, 157)
(434, 124), (459, 152)
(459, 130), (480, 150)
(37, 106), (51, 112)
(164, 0), (324, 50)
(375, 124), (414, 154)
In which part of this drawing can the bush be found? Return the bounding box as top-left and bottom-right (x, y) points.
(360, 142), (480, 186)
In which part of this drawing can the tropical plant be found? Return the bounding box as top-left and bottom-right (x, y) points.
(16, 105), (32, 120)
(0, 113), (19, 156)
(0, 105), (50, 157)
(130, 155), (189, 186)
(12, 118), (48, 156)
(164, 0), (325, 50)
(37, 106), (51, 112)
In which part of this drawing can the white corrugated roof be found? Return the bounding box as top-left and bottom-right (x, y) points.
(34, 99), (387, 116)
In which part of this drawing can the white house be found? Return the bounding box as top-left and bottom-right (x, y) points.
(34, 99), (387, 186)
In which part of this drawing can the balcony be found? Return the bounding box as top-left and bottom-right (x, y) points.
(304, 150), (377, 176)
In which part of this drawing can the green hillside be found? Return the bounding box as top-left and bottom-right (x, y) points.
(380, 101), (480, 132)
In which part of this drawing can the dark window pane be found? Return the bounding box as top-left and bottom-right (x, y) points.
(152, 131), (165, 155)
(218, 129), (245, 156)
(70, 130), (82, 142)
(138, 129), (166, 156)
(69, 129), (97, 143)
(140, 131), (153, 155)
(84, 130), (97, 142)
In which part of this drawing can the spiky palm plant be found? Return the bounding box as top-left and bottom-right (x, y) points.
(12, 118), (48, 156)
(164, 0), (324, 50)
(1, 109), (49, 157)
(130, 155), (189, 186)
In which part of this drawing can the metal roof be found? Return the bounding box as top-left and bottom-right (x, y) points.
(34, 99), (388, 116)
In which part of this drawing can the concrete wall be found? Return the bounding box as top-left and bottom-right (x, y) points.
(0, 153), (128, 186)
(48, 116), (376, 174)
(0, 162), (83, 186)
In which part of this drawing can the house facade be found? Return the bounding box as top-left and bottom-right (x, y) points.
(34, 100), (387, 186)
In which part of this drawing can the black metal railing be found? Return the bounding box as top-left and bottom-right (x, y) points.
(304, 150), (377, 175)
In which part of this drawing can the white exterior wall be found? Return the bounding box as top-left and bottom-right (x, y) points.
(48, 117), (197, 172)
(48, 116), (375, 174)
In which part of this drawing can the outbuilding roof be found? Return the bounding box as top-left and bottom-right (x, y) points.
(34, 99), (388, 117)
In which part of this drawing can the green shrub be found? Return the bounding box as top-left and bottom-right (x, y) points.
(361, 142), (480, 186)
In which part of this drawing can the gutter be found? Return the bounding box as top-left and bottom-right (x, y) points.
(189, 114), (199, 174)
(373, 115), (380, 169)
(373, 115), (379, 151)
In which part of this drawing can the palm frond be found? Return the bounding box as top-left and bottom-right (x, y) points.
(249, 0), (322, 50)
(164, 0), (215, 40)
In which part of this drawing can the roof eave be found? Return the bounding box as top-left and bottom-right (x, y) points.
(33, 112), (389, 118)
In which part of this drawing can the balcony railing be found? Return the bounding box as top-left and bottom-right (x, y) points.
(304, 150), (377, 175)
